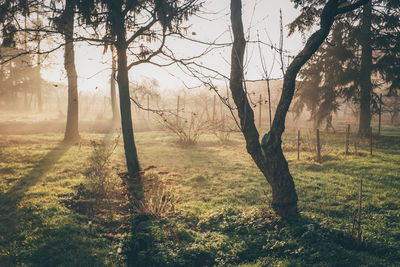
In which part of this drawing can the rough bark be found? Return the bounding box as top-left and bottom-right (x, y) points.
(229, 0), (367, 217)
(111, 45), (120, 123)
(112, 3), (141, 176)
(63, 0), (80, 143)
(358, 1), (372, 136)
(230, 0), (298, 217)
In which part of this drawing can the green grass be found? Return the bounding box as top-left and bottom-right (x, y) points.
(1, 129), (399, 266)
(130, 130), (400, 266)
(0, 134), (127, 266)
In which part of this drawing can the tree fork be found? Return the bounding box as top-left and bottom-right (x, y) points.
(230, 0), (298, 217)
(229, 0), (368, 217)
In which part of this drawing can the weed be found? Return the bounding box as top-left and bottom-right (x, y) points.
(157, 111), (211, 146)
(131, 171), (180, 218)
(84, 136), (120, 200)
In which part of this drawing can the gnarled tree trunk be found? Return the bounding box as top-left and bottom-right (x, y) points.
(230, 0), (367, 217)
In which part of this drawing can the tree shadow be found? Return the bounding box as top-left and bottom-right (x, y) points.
(123, 208), (400, 266)
(283, 214), (400, 265)
(0, 143), (70, 265)
(0, 143), (70, 208)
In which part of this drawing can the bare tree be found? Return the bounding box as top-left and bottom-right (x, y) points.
(229, 0), (368, 217)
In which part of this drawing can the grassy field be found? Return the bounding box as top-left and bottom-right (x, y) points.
(0, 128), (399, 266)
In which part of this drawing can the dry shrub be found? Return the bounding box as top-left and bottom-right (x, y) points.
(132, 172), (179, 218)
(157, 111), (211, 146)
(208, 115), (239, 144)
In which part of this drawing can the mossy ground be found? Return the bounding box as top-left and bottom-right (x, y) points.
(0, 128), (399, 266)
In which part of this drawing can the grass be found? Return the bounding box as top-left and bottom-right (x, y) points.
(0, 128), (399, 266)
(130, 130), (400, 266)
(0, 134), (128, 266)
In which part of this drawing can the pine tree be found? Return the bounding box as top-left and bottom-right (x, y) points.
(290, 0), (400, 135)
(76, 0), (201, 177)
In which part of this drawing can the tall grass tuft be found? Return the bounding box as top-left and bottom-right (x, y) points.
(132, 172), (180, 218)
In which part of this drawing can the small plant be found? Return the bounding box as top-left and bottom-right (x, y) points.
(84, 135), (120, 200)
(157, 111), (211, 146)
(208, 115), (239, 144)
(60, 134), (124, 218)
(132, 172), (180, 218)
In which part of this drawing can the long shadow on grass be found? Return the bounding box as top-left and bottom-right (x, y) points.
(284, 215), (400, 266)
(0, 143), (70, 265)
(125, 209), (400, 266)
(0, 143), (70, 209)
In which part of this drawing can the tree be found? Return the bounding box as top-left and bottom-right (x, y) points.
(0, 0), (82, 142)
(77, 0), (201, 177)
(0, 1), (44, 112)
(55, 0), (80, 143)
(229, 0), (368, 217)
(110, 44), (120, 124)
(0, 46), (39, 110)
(358, 1), (372, 136)
(290, 0), (400, 136)
(293, 22), (355, 130)
(384, 95), (400, 125)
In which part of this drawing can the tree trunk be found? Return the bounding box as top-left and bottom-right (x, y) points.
(111, 45), (120, 123)
(358, 1), (372, 137)
(63, 0), (80, 143)
(112, 4), (141, 176)
(230, 0), (299, 217)
(36, 11), (43, 113)
(230, 0), (358, 217)
(392, 96), (399, 125)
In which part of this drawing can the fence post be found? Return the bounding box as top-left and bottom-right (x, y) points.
(213, 95), (216, 121)
(346, 124), (350, 155)
(176, 96), (180, 125)
(357, 178), (363, 246)
(378, 93), (382, 136)
(297, 130), (300, 160)
(220, 98), (224, 124)
(259, 94), (262, 129)
(370, 127), (373, 156)
(316, 128), (321, 163)
(147, 95), (150, 120)
(354, 135), (358, 156)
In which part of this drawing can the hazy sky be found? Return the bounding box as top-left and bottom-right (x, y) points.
(43, 0), (304, 95)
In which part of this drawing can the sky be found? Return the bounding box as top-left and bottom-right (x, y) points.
(42, 0), (304, 96)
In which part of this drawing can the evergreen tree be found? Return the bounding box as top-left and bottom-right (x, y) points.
(290, 0), (400, 135)
(76, 0), (201, 177)
(293, 22), (355, 129)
